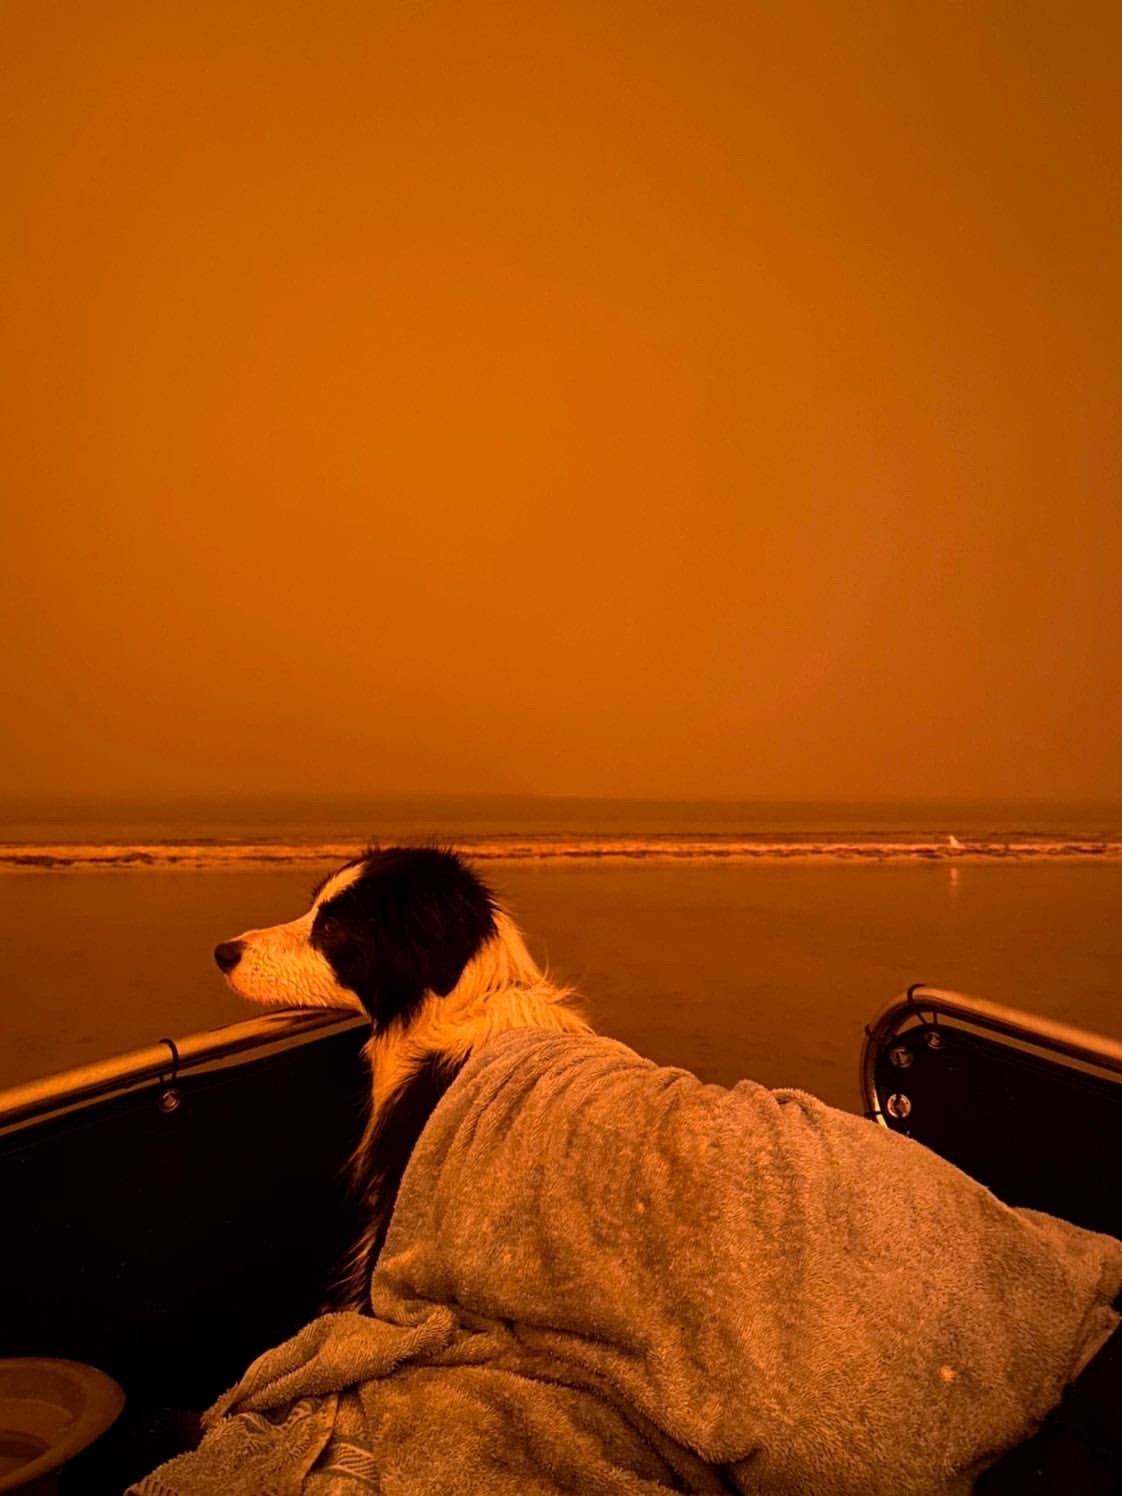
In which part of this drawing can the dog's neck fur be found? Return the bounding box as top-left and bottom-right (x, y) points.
(335, 910), (589, 1309)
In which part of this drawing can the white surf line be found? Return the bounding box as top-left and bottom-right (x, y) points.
(2, 839), (1122, 870)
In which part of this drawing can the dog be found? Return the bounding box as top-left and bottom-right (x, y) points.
(213, 845), (590, 1308)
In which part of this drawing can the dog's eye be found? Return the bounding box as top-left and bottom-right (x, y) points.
(317, 914), (343, 943)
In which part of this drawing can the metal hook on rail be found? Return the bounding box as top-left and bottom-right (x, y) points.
(157, 1036), (182, 1114)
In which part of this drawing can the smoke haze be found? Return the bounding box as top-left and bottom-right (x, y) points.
(3, 2), (1120, 802)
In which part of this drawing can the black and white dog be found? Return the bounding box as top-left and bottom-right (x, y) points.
(213, 846), (589, 1308)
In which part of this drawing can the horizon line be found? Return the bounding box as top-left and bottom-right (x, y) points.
(2, 791), (1121, 810)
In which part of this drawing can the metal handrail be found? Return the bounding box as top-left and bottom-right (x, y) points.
(860, 985), (1122, 1122)
(0, 1007), (369, 1131)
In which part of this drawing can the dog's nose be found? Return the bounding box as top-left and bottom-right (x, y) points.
(214, 940), (245, 974)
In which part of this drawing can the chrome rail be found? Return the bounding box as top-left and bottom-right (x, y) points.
(860, 985), (1122, 1122)
(0, 1007), (369, 1131)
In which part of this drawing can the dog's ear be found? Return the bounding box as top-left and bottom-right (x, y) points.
(315, 848), (497, 1028)
(362, 861), (497, 1001)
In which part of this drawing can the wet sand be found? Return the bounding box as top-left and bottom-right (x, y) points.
(3, 860), (1122, 1109)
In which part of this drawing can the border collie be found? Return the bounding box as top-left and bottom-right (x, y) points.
(213, 846), (589, 1308)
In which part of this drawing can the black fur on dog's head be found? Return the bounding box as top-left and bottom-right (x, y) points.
(215, 845), (499, 1031)
(312, 846), (499, 1029)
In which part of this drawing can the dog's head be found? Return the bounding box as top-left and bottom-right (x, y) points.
(214, 846), (499, 1032)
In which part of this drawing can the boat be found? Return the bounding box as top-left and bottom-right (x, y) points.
(2, 989), (1120, 1491)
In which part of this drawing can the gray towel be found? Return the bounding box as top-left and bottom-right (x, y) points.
(132, 1030), (1122, 1494)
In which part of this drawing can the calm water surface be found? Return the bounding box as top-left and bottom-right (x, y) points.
(4, 859), (1121, 1110)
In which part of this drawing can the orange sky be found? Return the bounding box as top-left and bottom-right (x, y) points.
(2, 1), (1119, 803)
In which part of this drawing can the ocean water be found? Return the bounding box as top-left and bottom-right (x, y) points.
(2, 797), (1121, 1108)
(2, 795), (1121, 869)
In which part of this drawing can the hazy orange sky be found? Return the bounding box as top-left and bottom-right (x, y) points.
(2, 1), (1119, 803)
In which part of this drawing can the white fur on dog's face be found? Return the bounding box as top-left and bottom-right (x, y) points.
(221, 863), (366, 1013)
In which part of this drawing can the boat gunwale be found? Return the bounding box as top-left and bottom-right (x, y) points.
(0, 1008), (369, 1132)
(860, 985), (1122, 1121)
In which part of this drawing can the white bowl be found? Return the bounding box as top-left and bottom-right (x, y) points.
(0, 1359), (124, 1493)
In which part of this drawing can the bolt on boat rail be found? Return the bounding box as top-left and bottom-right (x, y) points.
(0, 1007), (369, 1131)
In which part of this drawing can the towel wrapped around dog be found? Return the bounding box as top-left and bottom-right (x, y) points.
(132, 1029), (1122, 1494)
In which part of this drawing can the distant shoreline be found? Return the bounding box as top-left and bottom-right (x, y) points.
(3, 838), (1121, 872)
